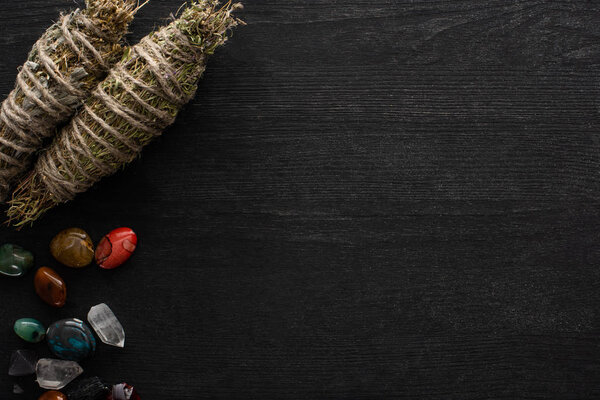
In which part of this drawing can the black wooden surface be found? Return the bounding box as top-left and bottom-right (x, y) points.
(1, 0), (600, 398)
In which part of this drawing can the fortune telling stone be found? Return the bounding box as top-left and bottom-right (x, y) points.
(95, 227), (137, 269)
(36, 359), (83, 390)
(8, 349), (38, 376)
(50, 228), (94, 268)
(46, 318), (96, 361)
(38, 391), (67, 400)
(87, 303), (125, 347)
(14, 318), (45, 343)
(0, 244), (34, 277)
(34, 267), (67, 307)
(64, 376), (110, 400)
(108, 383), (141, 400)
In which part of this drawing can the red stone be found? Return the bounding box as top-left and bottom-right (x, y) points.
(34, 267), (67, 307)
(107, 383), (140, 400)
(95, 228), (137, 269)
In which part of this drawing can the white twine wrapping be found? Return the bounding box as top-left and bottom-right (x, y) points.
(36, 26), (205, 202)
(0, 3), (133, 200)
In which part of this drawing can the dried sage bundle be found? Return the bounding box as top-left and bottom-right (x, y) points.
(0, 0), (143, 200)
(8, 0), (242, 226)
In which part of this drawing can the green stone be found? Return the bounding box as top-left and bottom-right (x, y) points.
(0, 244), (34, 277)
(14, 318), (45, 343)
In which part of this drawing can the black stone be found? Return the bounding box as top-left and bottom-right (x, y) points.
(12, 383), (24, 394)
(65, 376), (110, 400)
(8, 350), (37, 377)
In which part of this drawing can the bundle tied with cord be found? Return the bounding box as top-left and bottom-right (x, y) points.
(0, 0), (143, 201)
(8, 0), (243, 226)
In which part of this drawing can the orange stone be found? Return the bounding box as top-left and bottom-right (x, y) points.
(34, 267), (67, 308)
(39, 391), (67, 400)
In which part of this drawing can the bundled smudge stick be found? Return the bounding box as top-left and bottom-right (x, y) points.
(8, 0), (243, 226)
(0, 0), (143, 201)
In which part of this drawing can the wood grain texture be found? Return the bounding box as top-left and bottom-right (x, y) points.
(1, 0), (600, 398)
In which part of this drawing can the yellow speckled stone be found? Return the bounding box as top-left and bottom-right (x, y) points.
(50, 228), (94, 268)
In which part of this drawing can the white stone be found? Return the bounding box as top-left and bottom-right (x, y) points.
(87, 303), (125, 348)
(36, 358), (83, 390)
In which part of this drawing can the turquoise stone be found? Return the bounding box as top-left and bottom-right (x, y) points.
(0, 244), (34, 277)
(14, 318), (46, 343)
(47, 318), (96, 362)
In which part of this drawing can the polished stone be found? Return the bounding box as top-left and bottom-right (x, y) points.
(108, 383), (141, 400)
(34, 267), (67, 307)
(38, 391), (67, 400)
(50, 228), (94, 268)
(36, 358), (83, 390)
(0, 243), (34, 277)
(46, 318), (96, 361)
(14, 318), (45, 343)
(8, 349), (38, 376)
(65, 376), (109, 400)
(95, 227), (137, 269)
(87, 303), (125, 347)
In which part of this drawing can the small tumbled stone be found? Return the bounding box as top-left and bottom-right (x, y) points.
(39, 392), (67, 400)
(65, 376), (109, 400)
(34, 267), (67, 307)
(47, 318), (96, 361)
(50, 228), (94, 268)
(14, 318), (45, 343)
(8, 349), (38, 376)
(95, 227), (137, 269)
(38, 391), (67, 400)
(36, 358), (83, 390)
(87, 303), (125, 348)
(108, 383), (141, 400)
(0, 243), (34, 277)
(13, 383), (24, 394)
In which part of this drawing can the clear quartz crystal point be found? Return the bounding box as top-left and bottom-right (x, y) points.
(87, 303), (125, 348)
(36, 358), (83, 390)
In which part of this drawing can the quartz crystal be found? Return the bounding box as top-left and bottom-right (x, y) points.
(8, 349), (38, 376)
(13, 383), (24, 394)
(36, 358), (83, 390)
(87, 303), (125, 347)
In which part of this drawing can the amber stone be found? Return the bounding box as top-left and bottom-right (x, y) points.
(39, 391), (67, 400)
(50, 228), (94, 268)
(34, 267), (67, 307)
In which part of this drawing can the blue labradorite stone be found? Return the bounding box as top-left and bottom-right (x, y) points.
(14, 318), (46, 343)
(46, 318), (96, 362)
(0, 244), (34, 277)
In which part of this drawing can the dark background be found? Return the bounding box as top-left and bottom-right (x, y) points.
(1, 0), (600, 398)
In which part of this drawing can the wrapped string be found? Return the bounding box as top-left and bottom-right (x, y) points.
(8, 0), (243, 226)
(0, 0), (140, 200)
